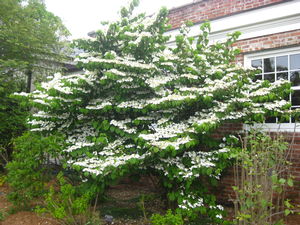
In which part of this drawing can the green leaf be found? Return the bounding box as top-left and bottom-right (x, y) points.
(279, 178), (286, 185)
(287, 178), (293, 187)
(84, 172), (89, 177)
(284, 209), (291, 216)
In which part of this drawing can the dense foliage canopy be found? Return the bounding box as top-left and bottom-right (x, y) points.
(15, 1), (291, 222)
(0, 0), (69, 163)
(0, 0), (69, 71)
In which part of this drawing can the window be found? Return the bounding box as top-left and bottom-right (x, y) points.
(244, 47), (300, 131)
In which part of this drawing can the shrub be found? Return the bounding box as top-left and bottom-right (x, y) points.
(0, 173), (6, 186)
(150, 209), (184, 225)
(6, 132), (64, 208)
(232, 130), (295, 224)
(36, 172), (101, 225)
(14, 0), (291, 222)
(0, 94), (27, 169)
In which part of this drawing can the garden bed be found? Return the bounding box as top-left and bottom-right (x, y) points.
(1, 182), (299, 225)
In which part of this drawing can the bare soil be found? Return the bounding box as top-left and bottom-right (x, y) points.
(0, 184), (59, 225)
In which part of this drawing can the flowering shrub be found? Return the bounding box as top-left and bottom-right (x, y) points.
(14, 0), (291, 222)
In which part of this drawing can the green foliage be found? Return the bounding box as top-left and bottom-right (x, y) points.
(0, 79), (28, 169)
(6, 132), (64, 208)
(0, 0), (70, 67)
(37, 172), (101, 225)
(137, 194), (148, 220)
(0, 173), (6, 186)
(0, 0), (70, 168)
(233, 130), (295, 225)
(0, 209), (8, 221)
(150, 209), (184, 225)
(0, 0), (70, 92)
(14, 0), (290, 223)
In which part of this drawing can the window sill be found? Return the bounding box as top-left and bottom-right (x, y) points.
(243, 123), (300, 132)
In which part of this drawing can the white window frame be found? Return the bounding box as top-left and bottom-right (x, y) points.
(244, 46), (300, 132)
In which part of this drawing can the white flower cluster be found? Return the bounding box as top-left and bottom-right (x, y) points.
(146, 74), (178, 88)
(151, 136), (192, 150)
(247, 79), (289, 97)
(103, 139), (126, 151)
(110, 119), (136, 134)
(139, 122), (188, 141)
(178, 194), (204, 210)
(181, 73), (199, 80)
(157, 50), (179, 61)
(72, 152), (148, 176)
(156, 147), (226, 180)
(107, 68), (126, 77)
(77, 57), (157, 71)
(86, 101), (112, 110)
(184, 151), (216, 168)
(64, 142), (95, 153)
(30, 121), (56, 132)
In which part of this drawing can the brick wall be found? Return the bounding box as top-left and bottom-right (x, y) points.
(168, 0), (288, 29)
(234, 29), (300, 64)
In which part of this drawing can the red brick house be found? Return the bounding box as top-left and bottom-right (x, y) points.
(167, 0), (300, 203)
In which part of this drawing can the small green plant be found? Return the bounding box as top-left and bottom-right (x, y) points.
(0, 146), (10, 168)
(137, 194), (147, 220)
(37, 172), (101, 225)
(0, 210), (6, 221)
(150, 209), (184, 225)
(0, 207), (10, 221)
(5, 132), (64, 209)
(0, 174), (6, 186)
(232, 130), (295, 225)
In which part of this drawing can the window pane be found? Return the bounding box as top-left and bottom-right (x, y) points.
(291, 114), (296, 123)
(265, 117), (276, 123)
(264, 73), (275, 82)
(291, 116), (296, 123)
(292, 90), (300, 106)
(276, 55), (288, 71)
(290, 54), (300, 70)
(251, 59), (262, 69)
(290, 71), (300, 86)
(264, 57), (275, 72)
(277, 72), (288, 80)
(248, 52), (300, 124)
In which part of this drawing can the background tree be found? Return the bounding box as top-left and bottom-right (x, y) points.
(14, 0), (291, 223)
(0, 0), (70, 167)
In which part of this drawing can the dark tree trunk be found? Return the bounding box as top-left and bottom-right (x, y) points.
(26, 68), (32, 93)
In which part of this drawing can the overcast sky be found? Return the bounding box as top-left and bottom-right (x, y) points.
(45, 0), (192, 39)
